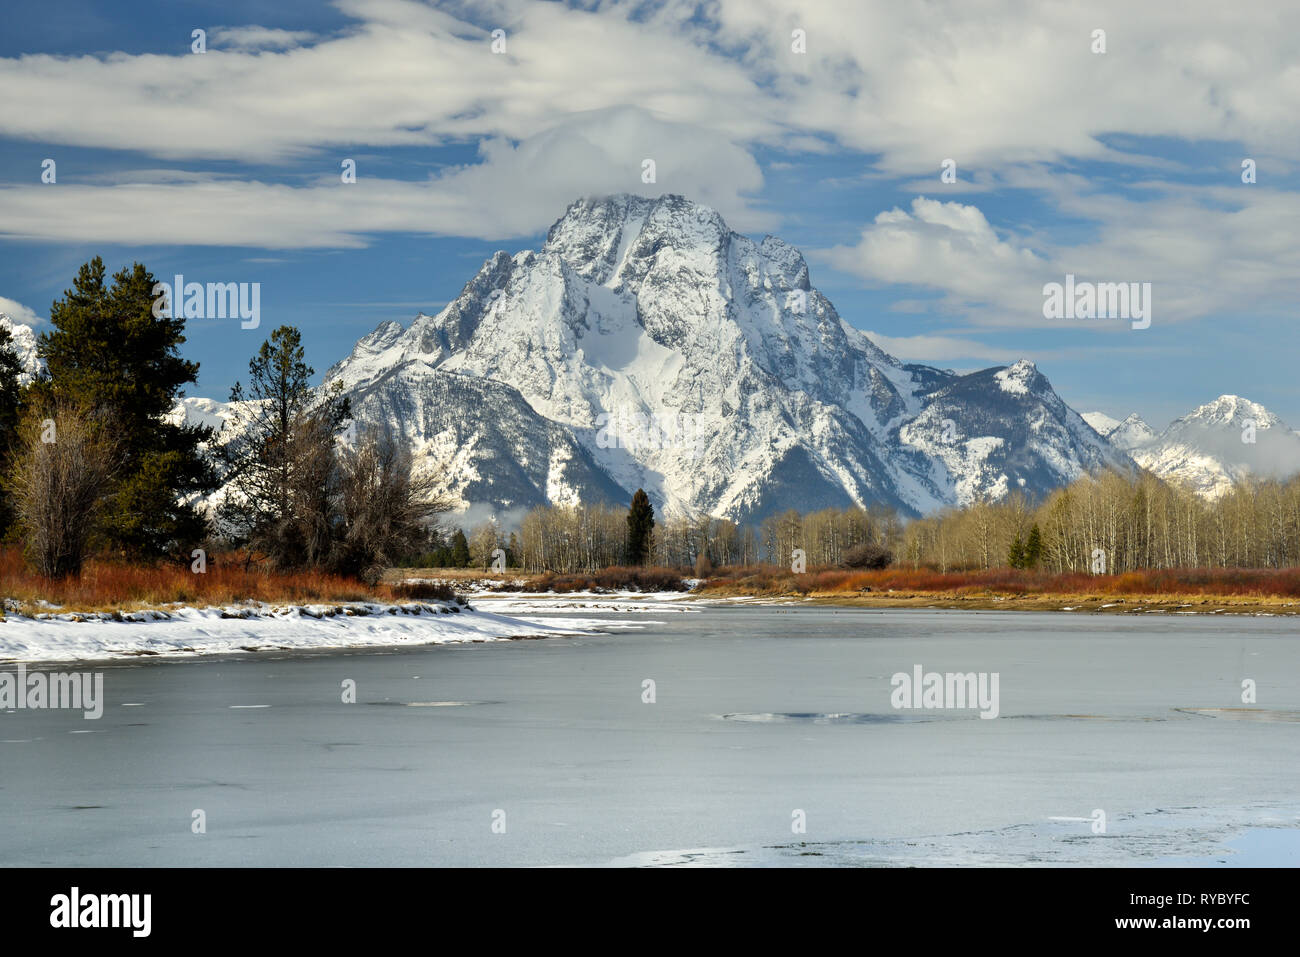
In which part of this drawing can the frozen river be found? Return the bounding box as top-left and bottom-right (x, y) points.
(2, 605), (1298, 866)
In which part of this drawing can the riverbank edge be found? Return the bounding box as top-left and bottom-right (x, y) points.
(694, 588), (1300, 615)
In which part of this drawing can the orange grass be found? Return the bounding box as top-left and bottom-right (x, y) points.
(0, 546), (433, 612)
(700, 564), (1300, 599)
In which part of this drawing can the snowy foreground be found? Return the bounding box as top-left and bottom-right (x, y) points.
(0, 602), (608, 664)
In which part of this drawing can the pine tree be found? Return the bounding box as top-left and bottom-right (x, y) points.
(1025, 523), (1043, 569)
(1008, 535), (1025, 569)
(218, 325), (350, 568)
(36, 257), (216, 558)
(626, 488), (655, 565)
(0, 324), (25, 535)
(449, 528), (471, 568)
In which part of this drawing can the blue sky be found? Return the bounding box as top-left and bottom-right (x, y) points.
(1, 0), (1298, 429)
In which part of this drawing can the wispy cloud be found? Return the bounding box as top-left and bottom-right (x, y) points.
(0, 296), (43, 326)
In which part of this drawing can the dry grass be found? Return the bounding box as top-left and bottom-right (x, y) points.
(699, 564), (1300, 600)
(0, 547), (458, 614)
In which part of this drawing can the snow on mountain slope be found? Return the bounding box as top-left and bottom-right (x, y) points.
(0, 313), (42, 383)
(896, 360), (1127, 506)
(1082, 411), (1121, 437)
(1085, 397), (1300, 499)
(1107, 413), (1158, 451)
(169, 396), (236, 434)
(1127, 396), (1300, 499)
(324, 194), (1130, 521)
(1085, 411), (1158, 451)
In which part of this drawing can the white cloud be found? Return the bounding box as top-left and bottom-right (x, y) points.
(0, 1), (772, 163)
(0, 296), (42, 326)
(6, 0), (1297, 170)
(1, 0), (1300, 329)
(861, 331), (1018, 364)
(820, 187), (1300, 328)
(702, 0), (1300, 171)
(0, 107), (767, 246)
(208, 26), (319, 51)
(819, 197), (1048, 318)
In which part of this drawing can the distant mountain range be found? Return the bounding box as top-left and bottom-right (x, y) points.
(1083, 396), (1300, 499)
(9, 194), (1300, 522)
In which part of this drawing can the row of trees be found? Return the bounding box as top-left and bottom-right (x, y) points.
(0, 258), (442, 579)
(453, 467), (1300, 576)
(902, 469), (1300, 573)
(457, 499), (899, 573)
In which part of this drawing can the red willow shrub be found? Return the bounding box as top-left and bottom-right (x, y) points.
(698, 563), (1300, 599)
(0, 546), (392, 610)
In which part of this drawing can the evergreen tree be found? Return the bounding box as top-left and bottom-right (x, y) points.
(449, 528), (471, 567)
(0, 324), (25, 535)
(1008, 534), (1026, 569)
(626, 488), (655, 565)
(1025, 523), (1043, 569)
(36, 257), (216, 558)
(218, 325), (349, 568)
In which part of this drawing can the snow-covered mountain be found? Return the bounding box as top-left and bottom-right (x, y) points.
(1086, 411), (1157, 452)
(317, 193), (1127, 521)
(1085, 396), (1300, 499)
(0, 313), (42, 383)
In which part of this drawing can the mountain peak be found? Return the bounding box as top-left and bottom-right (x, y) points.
(993, 359), (1039, 395)
(318, 195), (1133, 521)
(1115, 395), (1300, 499)
(1184, 394), (1277, 427)
(542, 192), (729, 287)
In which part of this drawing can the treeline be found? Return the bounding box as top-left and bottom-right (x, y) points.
(903, 469), (1300, 573)
(446, 468), (1300, 576)
(0, 258), (442, 582)
(26, 258), (1291, 585)
(445, 498), (900, 573)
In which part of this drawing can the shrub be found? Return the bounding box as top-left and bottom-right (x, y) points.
(842, 543), (893, 570)
(517, 566), (687, 593)
(387, 580), (460, 602)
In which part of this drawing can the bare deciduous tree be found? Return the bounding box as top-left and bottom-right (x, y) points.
(331, 428), (450, 580)
(6, 404), (119, 578)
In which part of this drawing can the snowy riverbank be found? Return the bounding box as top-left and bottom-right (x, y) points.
(0, 601), (607, 664)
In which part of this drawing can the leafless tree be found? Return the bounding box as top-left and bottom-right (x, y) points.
(331, 427), (450, 579)
(6, 403), (119, 578)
